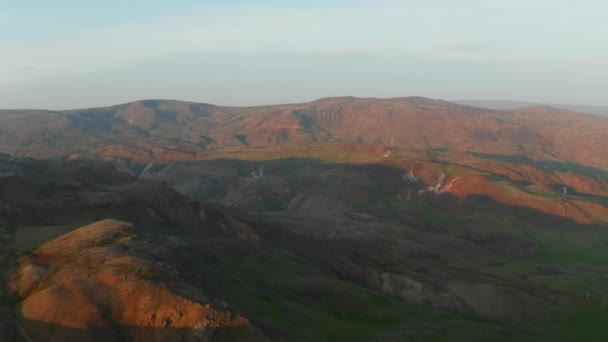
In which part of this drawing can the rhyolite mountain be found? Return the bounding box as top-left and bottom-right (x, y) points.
(2, 97), (608, 341)
(2, 97), (608, 170)
(455, 99), (608, 117)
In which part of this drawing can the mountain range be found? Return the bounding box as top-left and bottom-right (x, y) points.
(1, 96), (608, 341)
(455, 100), (608, 117)
(2, 96), (608, 169)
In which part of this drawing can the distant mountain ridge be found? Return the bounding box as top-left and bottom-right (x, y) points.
(2, 96), (608, 170)
(455, 99), (608, 117)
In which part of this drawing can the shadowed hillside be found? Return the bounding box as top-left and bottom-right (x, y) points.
(2, 156), (608, 341)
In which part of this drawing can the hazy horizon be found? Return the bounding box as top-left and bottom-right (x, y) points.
(2, 0), (608, 109)
(3, 95), (608, 113)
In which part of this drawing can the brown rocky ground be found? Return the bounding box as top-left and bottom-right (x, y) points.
(10, 219), (265, 342)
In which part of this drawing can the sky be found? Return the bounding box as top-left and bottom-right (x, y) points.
(1, 0), (608, 109)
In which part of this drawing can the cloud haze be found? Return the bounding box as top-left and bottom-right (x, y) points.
(1, 1), (607, 109)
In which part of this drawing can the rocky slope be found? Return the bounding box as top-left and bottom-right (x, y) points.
(10, 219), (264, 342)
(0, 157), (268, 341)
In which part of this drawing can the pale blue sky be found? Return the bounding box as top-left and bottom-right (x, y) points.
(1, 0), (607, 109)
